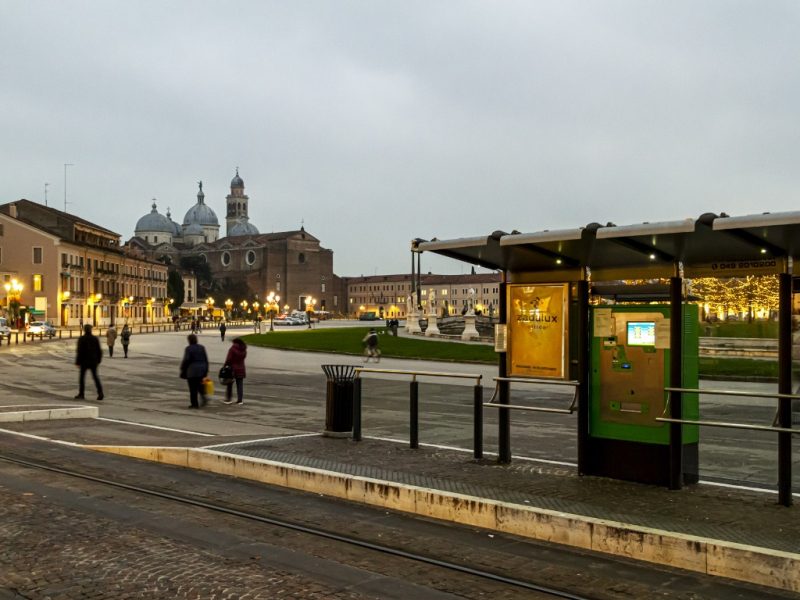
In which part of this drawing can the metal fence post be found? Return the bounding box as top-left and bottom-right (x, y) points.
(498, 379), (511, 463)
(473, 382), (483, 459)
(352, 376), (362, 442)
(410, 380), (419, 449)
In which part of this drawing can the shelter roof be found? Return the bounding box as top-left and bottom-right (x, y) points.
(415, 211), (800, 280)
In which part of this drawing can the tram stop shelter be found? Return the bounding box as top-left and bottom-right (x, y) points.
(415, 211), (800, 506)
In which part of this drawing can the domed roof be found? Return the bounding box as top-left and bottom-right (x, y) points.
(135, 201), (173, 234)
(184, 223), (204, 236)
(166, 208), (182, 237)
(229, 218), (260, 237)
(231, 167), (244, 189)
(183, 181), (219, 227)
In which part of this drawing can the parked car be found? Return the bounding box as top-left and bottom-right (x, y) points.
(276, 316), (305, 326)
(0, 320), (10, 339)
(28, 321), (56, 337)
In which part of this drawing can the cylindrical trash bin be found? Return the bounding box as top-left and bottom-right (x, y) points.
(321, 365), (356, 436)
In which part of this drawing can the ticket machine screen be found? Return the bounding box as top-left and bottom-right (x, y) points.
(626, 321), (655, 346)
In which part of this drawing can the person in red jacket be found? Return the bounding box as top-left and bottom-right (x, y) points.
(223, 337), (247, 404)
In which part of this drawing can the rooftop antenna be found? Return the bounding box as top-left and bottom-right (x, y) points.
(63, 163), (74, 212)
(44, 182), (49, 207)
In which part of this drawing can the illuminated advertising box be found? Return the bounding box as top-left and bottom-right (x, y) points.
(507, 284), (567, 379)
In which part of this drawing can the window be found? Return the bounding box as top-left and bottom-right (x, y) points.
(33, 247), (43, 264)
(221, 251), (231, 266)
(298, 252), (305, 264)
(33, 274), (42, 291)
(321, 283), (326, 292)
(246, 250), (256, 265)
(276, 281), (281, 291)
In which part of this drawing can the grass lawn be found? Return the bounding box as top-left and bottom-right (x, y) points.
(699, 357), (779, 379)
(243, 326), (498, 364)
(242, 326), (793, 379)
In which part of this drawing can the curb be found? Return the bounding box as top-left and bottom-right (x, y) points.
(0, 406), (98, 422)
(87, 444), (799, 593)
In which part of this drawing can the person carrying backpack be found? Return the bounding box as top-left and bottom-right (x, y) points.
(120, 324), (131, 358)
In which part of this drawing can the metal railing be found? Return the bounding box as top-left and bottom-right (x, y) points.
(485, 377), (579, 414)
(484, 377), (579, 461)
(353, 367), (484, 457)
(656, 387), (800, 435)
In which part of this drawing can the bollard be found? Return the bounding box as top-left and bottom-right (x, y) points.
(353, 377), (362, 441)
(410, 380), (419, 449)
(473, 383), (483, 459)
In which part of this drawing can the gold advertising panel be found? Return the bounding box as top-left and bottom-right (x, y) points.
(507, 284), (567, 379)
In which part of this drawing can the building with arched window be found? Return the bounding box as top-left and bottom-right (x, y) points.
(129, 170), (342, 314)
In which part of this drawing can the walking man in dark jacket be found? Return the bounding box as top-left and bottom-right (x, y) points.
(75, 324), (104, 400)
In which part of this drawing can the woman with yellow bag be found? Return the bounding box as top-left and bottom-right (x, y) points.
(179, 333), (210, 409)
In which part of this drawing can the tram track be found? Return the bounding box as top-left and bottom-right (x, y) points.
(0, 451), (593, 600)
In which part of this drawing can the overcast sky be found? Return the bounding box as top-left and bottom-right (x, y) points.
(3, 1), (800, 276)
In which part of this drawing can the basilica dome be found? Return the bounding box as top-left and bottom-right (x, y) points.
(166, 208), (182, 237)
(231, 167), (244, 189)
(184, 222), (204, 236)
(183, 181), (219, 227)
(135, 201), (173, 235)
(229, 218), (260, 237)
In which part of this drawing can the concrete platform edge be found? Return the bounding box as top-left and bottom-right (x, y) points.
(85, 444), (799, 593)
(0, 406), (98, 422)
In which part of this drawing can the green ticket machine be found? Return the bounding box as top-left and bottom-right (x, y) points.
(587, 304), (699, 485)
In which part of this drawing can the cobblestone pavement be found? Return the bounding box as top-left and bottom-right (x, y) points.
(0, 478), (369, 599)
(0, 437), (793, 600)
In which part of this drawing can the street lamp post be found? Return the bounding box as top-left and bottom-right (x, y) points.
(4, 279), (23, 327)
(225, 298), (233, 320)
(205, 297), (215, 322)
(253, 301), (261, 332)
(305, 296), (316, 329)
(266, 291), (280, 331)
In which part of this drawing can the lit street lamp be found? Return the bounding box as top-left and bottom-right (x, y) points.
(305, 296), (316, 329)
(4, 278), (23, 326)
(266, 291), (280, 331)
(252, 301), (261, 332)
(205, 296), (215, 321)
(225, 298), (233, 320)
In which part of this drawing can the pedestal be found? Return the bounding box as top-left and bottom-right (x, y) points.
(461, 314), (479, 340)
(406, 310), (421, 334)
(425, 314), (440, 336)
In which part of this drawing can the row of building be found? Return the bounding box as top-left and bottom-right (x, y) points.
(0, 171), (501, 327)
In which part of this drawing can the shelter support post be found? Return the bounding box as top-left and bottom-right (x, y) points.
(668, 275), (683, 490)
(778, 272), (793, 506)
(577, 278), (590, 474)
(498, 275), (511, 464)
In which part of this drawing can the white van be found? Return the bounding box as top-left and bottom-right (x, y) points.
(0, 317), (10, 339)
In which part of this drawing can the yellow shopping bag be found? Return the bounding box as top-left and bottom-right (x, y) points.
(201, 377), (214, 396)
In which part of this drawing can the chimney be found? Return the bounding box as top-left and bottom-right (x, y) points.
(8, 203), (17, 219)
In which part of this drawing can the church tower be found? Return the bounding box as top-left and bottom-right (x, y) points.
(226, 168), (250, 237)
